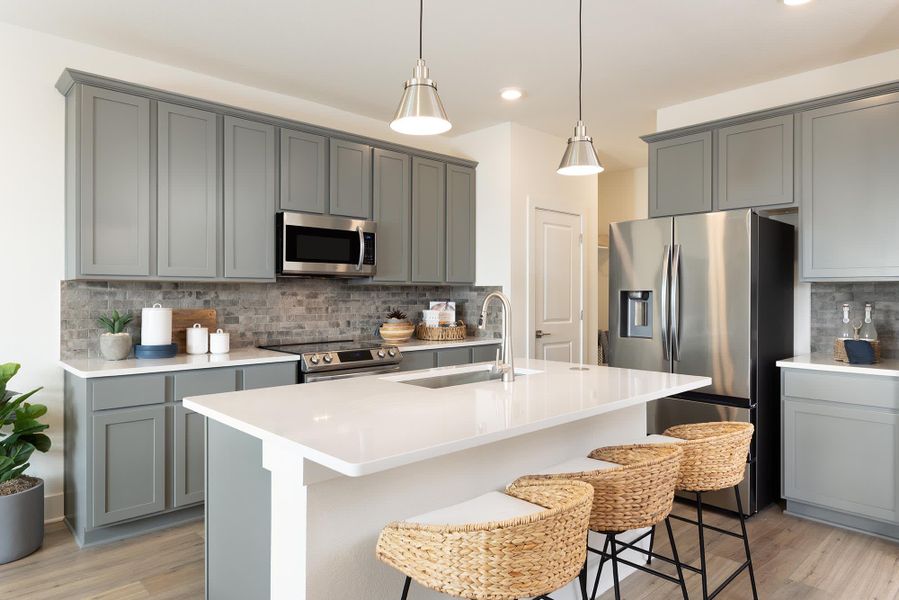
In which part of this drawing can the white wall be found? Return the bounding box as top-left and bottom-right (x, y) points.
(0, 22), (480, 520)
(655, 48), (899, 357)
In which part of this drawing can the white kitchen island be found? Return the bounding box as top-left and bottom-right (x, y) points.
(184, 358), (710, 600)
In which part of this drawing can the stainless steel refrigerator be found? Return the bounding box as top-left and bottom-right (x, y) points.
(609, 209), (794, 515)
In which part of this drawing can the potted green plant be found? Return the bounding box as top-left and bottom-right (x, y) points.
(97, 310), (133, 361)
(378, 308), (415, 343)
(0, 363), (50, 564)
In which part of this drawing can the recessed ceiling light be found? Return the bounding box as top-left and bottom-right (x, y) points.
(782, 0), (812, 6)
(500, 88), (524, 101)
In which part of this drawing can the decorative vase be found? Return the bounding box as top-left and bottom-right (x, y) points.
(99, 332), (132, 361)
(379, 320), (415, 343)
(0, 478), (44, 564)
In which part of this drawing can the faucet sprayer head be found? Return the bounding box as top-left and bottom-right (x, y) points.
(477, 312), (487, 329)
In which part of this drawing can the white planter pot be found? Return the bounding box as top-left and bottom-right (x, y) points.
(99, 333), (132, 361)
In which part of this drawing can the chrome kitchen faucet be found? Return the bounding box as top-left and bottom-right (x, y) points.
(478, 291), (515, 383)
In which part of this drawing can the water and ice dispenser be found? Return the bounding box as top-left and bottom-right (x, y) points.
(619, 291), (653, 338)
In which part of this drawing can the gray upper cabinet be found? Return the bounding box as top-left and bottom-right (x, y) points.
(648, 132), (712, 217)
(372, 149), (411, 283)
(157, 103), (219, 278)
(280, 128), (328, 214)
(446, 165), (476, 283)
(92, 405), (165, 527)
(412, 157), (446, 283)
(329, 139), (372, 219)
(717, 115), (794, 210)
(801, 92), (899, 281)
(223, 116), (276, 279)
(76, 86), (151, 277)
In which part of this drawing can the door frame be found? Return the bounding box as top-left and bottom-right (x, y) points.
(527, 200), (586, 363)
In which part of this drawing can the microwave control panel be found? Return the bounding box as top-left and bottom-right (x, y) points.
(363, 233), (376, 265)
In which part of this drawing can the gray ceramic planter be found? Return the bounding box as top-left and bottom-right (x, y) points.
(0, 478), (44, 564)
(100, 333), (132, 361)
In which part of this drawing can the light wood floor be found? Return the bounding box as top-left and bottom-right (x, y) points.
(0, 503), (897, 599)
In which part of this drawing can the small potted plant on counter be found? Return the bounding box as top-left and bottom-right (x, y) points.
(379, 308), (415, 343)
(98, 310), (133, 361)
(0, 363), (50, 564)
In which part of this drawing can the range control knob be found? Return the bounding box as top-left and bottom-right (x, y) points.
(377, 349), (386, 358)
(323, 353), (333, 364)
(309, 354), (320, 365)
(387, 348), (397, 357)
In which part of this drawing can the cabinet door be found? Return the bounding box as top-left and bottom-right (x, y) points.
(648, 132), (712, 217)
(717, 115), (793, 210)
(436, 347), (471, 367)
(280, 128), (328, 213)
(373, 149), (411, 282)
(329, 139), (372, 218)
(157, 103), (219, 278)
(801, 92), (899, 280)
(173, 404), (205, 507)
(412, 157), (446, 283)
(783, 397), (898, 523)
(446, 165), (476, 283)
(92, 406), (165, 527)
(399, 350), (437, 372)
(223, 116), (276, 279)
(79, 86), (151, 276)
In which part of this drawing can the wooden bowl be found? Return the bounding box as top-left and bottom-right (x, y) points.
(379, 322), (415, 343)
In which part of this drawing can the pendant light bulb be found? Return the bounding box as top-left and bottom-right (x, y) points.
(557, 0), (603, 176)
(390, 1), (452, 136)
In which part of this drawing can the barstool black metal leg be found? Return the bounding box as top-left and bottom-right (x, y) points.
(578, 557), (589, 600)
(696, 492), (709, 600)
(665, 517), (689, 600)
(400, 576), (412, 600)
(590, 535), (611, 600)
(734, 486), (759, 600)
(647, 524), (656, 564)
(610, 534), (622, 600)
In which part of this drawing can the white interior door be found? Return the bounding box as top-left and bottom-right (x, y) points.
(534, 208), (583, 363)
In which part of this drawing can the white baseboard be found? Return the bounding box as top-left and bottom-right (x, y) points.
(44, 492), (64, 524)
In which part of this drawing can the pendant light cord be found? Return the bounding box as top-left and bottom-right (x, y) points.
(578, 0), (583, 121)
(419, 0), (424, 59)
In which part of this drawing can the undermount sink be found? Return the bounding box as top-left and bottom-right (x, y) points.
(395, 367), (536, 389)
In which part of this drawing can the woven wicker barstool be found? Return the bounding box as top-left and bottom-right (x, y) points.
(376, 479), (593, 600)
(514, 444), (687, 600)
(644, 421), (758, 600)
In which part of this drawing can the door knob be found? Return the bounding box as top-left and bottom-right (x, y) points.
(535, 330), (551, 338)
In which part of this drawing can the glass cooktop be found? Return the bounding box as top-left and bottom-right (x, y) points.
(259, 339), (393, 355)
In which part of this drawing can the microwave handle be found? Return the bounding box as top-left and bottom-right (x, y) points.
(356, 226), (364, 271)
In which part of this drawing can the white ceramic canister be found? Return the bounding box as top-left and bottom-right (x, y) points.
(209, 329), (230, 354)
(186, 323), (209, 355)
(141, 303), (172, 346)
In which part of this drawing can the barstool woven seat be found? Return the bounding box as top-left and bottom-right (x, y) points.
(660, 422), (754, 492)
(376, 479), (593, 600)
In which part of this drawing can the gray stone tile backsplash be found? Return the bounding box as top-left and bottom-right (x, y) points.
(810, 282), (899, 358)
(61, 279), (502, 359)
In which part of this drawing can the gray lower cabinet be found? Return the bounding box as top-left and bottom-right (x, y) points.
(412, 157), (446, 283)
(800, 91), (899, 280)
(280, 128), (328, 213)
(373, 148), (412, 282)
(446, 165), (476, 283)
(157, 102), (219, 278)
(92, 405), (166, 527)
(471, 344), (500, 363)
(71, 85), (151, 278)
(223, 116), (276, 279)
(436, 347), (472, 367)
(242, 362), (299, 389)
(329, 139), (372, 219)
(717, 114), (793, 210)
(782, 368), (899, 537)
(398, 344), (500, 371)
(648, 131), (712, 217)
(173, 404), (206, 507)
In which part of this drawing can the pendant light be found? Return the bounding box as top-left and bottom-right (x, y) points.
(557, 0), (604, 175)
(390, 0), (452, 136)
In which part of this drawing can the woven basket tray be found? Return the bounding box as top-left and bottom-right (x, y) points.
(415, 322), (466, 341)
(833, 338), (881, 363)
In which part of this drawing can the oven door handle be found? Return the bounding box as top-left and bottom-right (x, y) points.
(356, 226), (364, 271)
(305, 364), (400, 383)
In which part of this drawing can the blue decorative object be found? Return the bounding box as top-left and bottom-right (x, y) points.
(843, 340), (876, 365)
(134, 343), (178, 359)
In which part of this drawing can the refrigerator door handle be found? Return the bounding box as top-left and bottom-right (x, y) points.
(661, 244), (671, 361)
(671, 244), (682, 361)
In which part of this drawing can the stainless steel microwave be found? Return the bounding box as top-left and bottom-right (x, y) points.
(277, 212), (376, 276)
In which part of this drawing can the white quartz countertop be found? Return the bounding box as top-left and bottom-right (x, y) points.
(184, 358), (711, 477)
(396, 337), (501, 352)
(59, 348), (300, 378)
(777, 354), (899, 378)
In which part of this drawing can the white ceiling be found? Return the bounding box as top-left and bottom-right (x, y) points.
(4, 0), (899, 170)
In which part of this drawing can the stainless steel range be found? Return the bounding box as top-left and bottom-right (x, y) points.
(260, 340), (403, 383)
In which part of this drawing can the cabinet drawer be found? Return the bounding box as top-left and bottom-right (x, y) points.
(472, 344), (501, 363)
(242, 363), (298, 390)
(436, 347), (472, 367)
(399, 351), (437, 372)
(783, 369), (899, 410)
(174, 368), (239, 402)
(91, 374), (166, 411)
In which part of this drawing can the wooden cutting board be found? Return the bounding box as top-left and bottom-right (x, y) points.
(171, 308), (218, 354)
